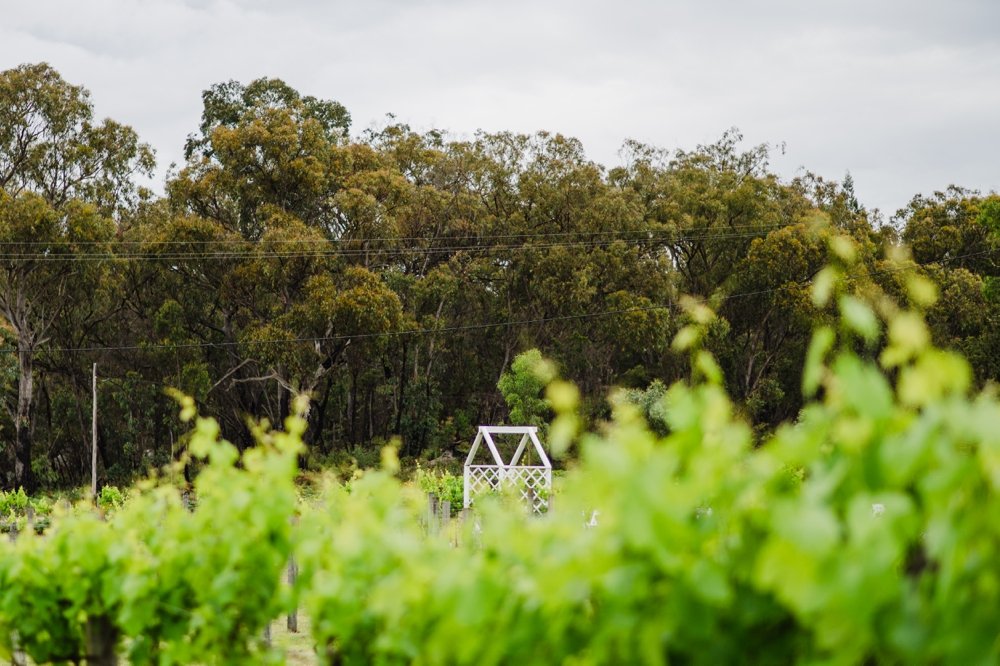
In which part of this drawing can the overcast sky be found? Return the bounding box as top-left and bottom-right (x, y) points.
(3, 0), (999, 218)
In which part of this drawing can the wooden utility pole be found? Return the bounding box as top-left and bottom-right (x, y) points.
(91, 363), (97, 501)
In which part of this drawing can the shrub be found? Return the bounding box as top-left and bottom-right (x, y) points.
(414, 464), (463, 514)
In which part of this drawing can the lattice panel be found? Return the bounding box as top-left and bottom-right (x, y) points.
(465, 465), (551, 514)
(508, 466), (551, 513)
(466, 465), (501, 495)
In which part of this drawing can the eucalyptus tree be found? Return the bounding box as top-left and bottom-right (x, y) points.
(165, 78), (410, 448)
(717, 217), (837, 425)
(611, 130), (806, 299)
(0, 63), (152, 491)
(899, 187), (999, 274)
(896, 189), (1000, 385)
(170, 76), (352, 241)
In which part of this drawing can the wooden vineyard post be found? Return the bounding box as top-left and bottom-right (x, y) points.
(463, 465), (470, 512)
(6, 525), (26, 666)
(426, 493), (439, 536)
(85, 615), (118, 665)
(439, 499), (451, 543)
(287, 515), (299, 633)
(10, 640), (27, 666)
(439, 500), (450, 525)
(286, 558), (299, 632)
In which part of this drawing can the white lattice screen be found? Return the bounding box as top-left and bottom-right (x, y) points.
(464, 465), (552, 513)
(463, 426), (552, 514)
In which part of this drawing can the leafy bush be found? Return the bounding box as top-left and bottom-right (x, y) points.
(0, 489), (54, 533)
(297, 253), (1000, 664)
(347, 444), (382, 470)
(414, 464), (463, 513)
(620, 379), (670, 435)
(0, 488), (28, 517)
(498, 348), (556, 428)
(0, 399), (303, 664)
(97, 485), (126, 512)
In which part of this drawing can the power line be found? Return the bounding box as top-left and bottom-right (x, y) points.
(0, 221), (798, 247)
(0, 226), (839, 262)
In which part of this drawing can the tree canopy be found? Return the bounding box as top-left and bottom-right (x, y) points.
(1, 63), (999, 490)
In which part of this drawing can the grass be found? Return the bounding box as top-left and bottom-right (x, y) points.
(269, 611), (318, 664)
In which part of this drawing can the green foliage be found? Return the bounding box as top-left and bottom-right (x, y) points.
(0, 488), (27, 516)
(0, 62), (154, 215)
(620, 379), (670, 435)
(414, 464), (463, 512)
(498, 349), (557, 427)
(294, 257), (1000, 664)
(976, 195), (1000, 235)
(347, 444), (382, 470)
(0, 489), (53, 534)
(96, 485), (126, 512)
(184, 76), (350, 162)
(0, 402), (304, 664)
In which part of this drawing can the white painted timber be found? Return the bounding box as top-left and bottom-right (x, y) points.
(463, 425), (553, 513)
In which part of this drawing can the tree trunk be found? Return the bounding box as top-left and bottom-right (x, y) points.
(396, 343), (408, 454)
(14, 345), (35, 493)
(278, 380), (290, 431)
(97, 427), (112, 489)
(348, 367), (358, 445)
(85, 614), (118, 665)
(367, 386), (374, 442)
(311, 375), (333, 453)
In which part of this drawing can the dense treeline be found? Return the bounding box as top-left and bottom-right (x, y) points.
(1, 62), (998, 491)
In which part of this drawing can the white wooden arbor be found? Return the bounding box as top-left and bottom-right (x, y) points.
(463, 425), (552, 514)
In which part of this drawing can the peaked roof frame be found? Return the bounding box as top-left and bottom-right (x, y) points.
(464, 425), (552, 469)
